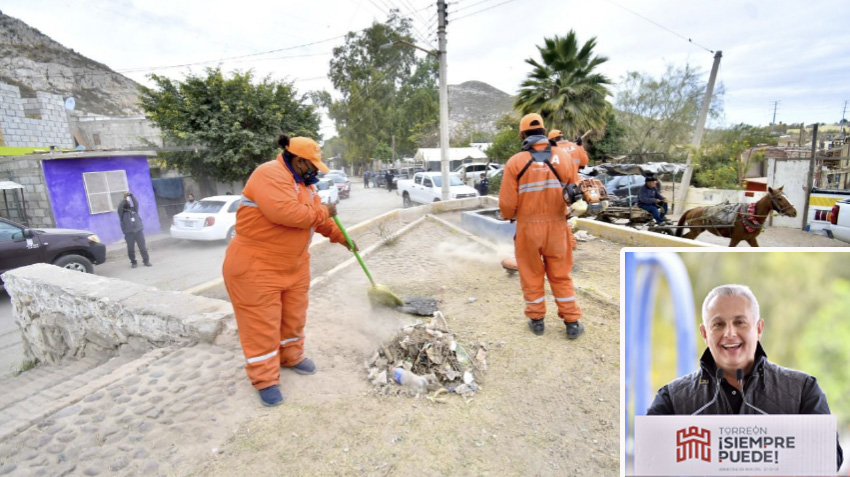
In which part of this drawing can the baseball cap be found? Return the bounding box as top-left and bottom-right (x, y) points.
(519, 113), (545, 132)
(548, 129), (565, 140)
(286, 137), (329, 173)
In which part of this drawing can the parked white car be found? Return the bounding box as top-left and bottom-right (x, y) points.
(826, 197), (850, 243)
(316, 178), (339, 205)
(170, 195), (241, 242)
(396, 172), (479, 207)
(454, 163), (502, 185)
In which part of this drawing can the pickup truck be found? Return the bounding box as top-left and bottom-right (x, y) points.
(0, 217), (107, 280)
(397, 172), (479, 208)
(827, 198), (850, 243)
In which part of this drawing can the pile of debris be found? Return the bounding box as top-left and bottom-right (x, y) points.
(365, 312), (488, 399)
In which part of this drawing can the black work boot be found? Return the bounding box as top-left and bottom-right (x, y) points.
(528, 318), (544, 336)
(566, 321), (585, 340)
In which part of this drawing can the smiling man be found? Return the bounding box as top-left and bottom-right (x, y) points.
(646, 284), (843, 470)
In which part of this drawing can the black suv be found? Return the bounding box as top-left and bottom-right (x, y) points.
(0, 217), (107, 280)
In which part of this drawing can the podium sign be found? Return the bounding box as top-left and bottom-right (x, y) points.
(635, 415), (836, 476)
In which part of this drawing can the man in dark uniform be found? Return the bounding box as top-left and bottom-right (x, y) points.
(117, 192), (151, 268)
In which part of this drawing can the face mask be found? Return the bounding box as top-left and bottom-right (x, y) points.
(302, 167), (319, 185)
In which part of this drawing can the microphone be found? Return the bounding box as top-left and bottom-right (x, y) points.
(737, 369), (768, 415)
(692, 368), (725, 415)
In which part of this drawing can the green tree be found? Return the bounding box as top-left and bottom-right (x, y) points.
(138, 67), (319, 188)
(693, 124), (777, 188)
(486, 113), (521, 163)
(320, 11), (438, 167)
(515, 31), (612, 137)
(585, 110), (626, 162)
(615, 64), (724, 158)
(321, 136), (347, 163)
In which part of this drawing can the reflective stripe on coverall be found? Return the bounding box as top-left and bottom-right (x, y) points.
(223, 154), (345, 390)
(499, 142), (582, 322)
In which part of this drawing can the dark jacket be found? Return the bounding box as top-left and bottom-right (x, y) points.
(637, 184), (665, 205)
(647, 342), (843, 470)
(118, 195), (144, 234)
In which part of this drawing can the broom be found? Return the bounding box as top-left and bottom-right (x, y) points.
(332, 216), (404, 308)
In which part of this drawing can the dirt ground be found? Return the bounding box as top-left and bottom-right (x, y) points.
(194, 218), (621, 476)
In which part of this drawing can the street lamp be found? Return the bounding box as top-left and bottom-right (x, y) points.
(381, 38), (450, 201)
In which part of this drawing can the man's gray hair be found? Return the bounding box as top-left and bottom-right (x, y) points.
(701, 284), (760, 323)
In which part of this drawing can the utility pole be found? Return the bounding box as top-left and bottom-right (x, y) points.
(675, 50), (722, 216)
(842, 100), (848, 140)
(437, 0), (450, 201)
(802, 123), (819, 231)
(770, 101), (779, 133)
(391, 134), (396, 166)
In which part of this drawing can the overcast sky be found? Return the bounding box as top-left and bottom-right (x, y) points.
(3, 0), (849, 138)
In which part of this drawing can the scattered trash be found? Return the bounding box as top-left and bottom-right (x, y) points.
(574, 230), (595, 242)
(393, 368), (428, 394)
(366, 312), (487, 399)
(467, 297), (476, 303)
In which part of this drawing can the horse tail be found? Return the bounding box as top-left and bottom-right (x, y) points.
(676, 210), (689, 237)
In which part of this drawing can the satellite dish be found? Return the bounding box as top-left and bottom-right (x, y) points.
(64, 97), (76, 111)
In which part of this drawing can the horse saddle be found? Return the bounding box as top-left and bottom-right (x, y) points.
(701, 202), (742, 227)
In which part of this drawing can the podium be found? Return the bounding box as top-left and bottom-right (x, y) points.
(634, 415), (836, 476)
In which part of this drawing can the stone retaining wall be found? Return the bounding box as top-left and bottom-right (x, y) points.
(2, 263), (234, 364)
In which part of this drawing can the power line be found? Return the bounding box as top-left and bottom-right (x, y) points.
(449, 0), (496, 14)
(452, 0), (521, 22)
(600, 0), (715, 54)
(116, 36), (344, 74)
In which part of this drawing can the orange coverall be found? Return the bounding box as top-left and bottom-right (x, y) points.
(557, 140), (589, 169)
(499, 141), (582, 323)
(223, 154), (345, 390)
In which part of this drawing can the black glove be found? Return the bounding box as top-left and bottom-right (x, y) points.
(564, 183), (579, 204)
(575, 136), (583, 147)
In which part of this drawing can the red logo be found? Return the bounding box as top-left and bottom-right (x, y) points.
(676, 426), (711, 463)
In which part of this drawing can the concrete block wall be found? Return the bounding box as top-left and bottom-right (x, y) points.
(0, 155), (53, 227)
(0, 83), (74, 148)
(2, 264), (234, 365)
(71, 116), (163, 150)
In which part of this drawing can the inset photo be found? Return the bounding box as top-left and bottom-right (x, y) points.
(623, 250), (850, 476)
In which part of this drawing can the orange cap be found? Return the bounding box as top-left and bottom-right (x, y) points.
(519, 113), (545, 132)
(548, 129), (564, 140)
(286, 137), (329, 173)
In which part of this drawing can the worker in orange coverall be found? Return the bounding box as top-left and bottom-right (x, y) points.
(223, 134), (355, 407)
(548, 129), (584, 251)
(548, 129), (589, 169)
(500, 114), (585, 339)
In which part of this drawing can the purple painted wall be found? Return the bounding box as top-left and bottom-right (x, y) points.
(41, 156), (161, 244)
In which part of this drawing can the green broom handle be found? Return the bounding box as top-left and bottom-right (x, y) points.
(332, 215), (376, 287)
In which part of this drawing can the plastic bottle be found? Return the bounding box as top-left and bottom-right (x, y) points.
(393, 368), (428, 394)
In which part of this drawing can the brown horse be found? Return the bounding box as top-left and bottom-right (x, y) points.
(675, 186), (797, 247)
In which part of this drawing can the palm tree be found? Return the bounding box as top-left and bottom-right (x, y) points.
(515, 31), (612, 138)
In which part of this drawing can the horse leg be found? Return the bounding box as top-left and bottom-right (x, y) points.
(728, 238), (742, 247)
(683, 229), (702, 240)
(746, 237), (760, 247)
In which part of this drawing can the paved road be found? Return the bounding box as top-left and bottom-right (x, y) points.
(0, 178), (400, 375)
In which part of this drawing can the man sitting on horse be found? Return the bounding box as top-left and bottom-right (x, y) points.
(638, 174), (668, 225)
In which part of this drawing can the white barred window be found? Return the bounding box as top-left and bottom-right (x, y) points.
(83, 170), (129, 214)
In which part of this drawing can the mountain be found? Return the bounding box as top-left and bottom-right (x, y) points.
(448, 80), (515, 133)
(0, 10), (141, 116)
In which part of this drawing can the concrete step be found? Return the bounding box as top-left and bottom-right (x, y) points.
(0, 342), (256, 476)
